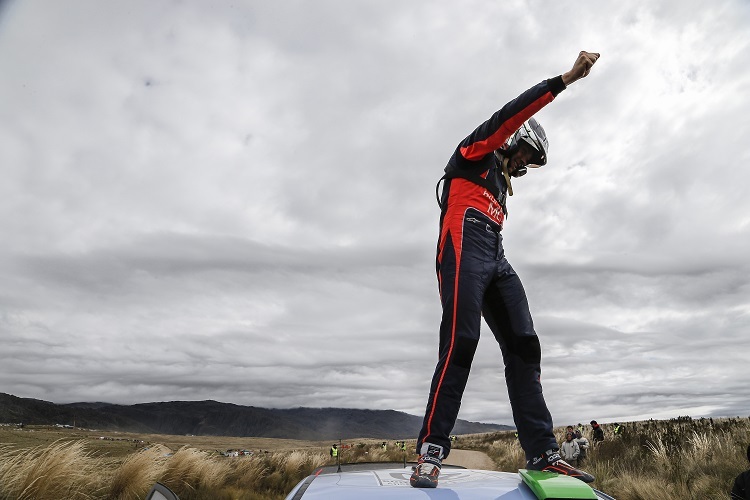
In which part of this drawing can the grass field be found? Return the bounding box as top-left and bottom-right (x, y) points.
(458, 416), (750, 500)
(1, 416), (749, 499)
(0, 425), (328, 459)
(0, 425), (408, 499)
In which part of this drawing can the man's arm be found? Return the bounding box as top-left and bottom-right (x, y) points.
(457, 78), (559, 163)
(562, 51), (600, 86)
(455, 50), (600, 165)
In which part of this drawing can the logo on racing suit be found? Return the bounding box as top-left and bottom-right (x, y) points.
(482, 190), (503, 223)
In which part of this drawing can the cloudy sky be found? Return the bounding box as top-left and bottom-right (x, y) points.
(1, 0), (749, 429)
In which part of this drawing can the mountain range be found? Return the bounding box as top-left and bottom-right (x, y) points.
(0, 393), (512, 440)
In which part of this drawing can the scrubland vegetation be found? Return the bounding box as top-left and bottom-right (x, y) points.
(0, 416), (748, 499)
(0, 428), (407, 500)
(0, 438), (327, 499)
(459, 416), (750, 499)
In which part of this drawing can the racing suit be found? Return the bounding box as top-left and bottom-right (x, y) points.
(417, 76), (567, 460)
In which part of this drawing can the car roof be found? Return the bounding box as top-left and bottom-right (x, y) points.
(285, 465), (615, 500)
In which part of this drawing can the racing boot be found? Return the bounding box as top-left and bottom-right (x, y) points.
(527, 448), (595, 483)
(410, 443), (443, 488)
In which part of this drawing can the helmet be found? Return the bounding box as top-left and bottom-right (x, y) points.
(504, 117), (549, 176)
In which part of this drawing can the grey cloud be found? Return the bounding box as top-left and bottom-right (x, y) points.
(1, 0), (749, 429)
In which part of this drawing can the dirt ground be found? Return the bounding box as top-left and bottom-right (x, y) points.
(442, 449), (496, 470)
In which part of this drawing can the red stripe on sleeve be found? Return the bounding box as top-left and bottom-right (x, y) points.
(460, 91), (554, 161)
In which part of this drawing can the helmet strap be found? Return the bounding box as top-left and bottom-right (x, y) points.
(501, 157), (514, 197)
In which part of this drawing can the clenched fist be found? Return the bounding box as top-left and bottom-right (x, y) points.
(562, 51), (600, 86)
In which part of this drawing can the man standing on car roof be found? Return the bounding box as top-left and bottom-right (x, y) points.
(410, 51), (600, 489)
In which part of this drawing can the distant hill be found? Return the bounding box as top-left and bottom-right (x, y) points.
(0, 393), (512, 440)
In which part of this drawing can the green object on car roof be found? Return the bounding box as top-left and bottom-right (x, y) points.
(518, 469), (598, 500)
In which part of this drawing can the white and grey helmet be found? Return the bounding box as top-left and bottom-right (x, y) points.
(504, 117), (549, 177)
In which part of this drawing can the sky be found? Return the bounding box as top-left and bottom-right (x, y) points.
(1, 0), (749, 430)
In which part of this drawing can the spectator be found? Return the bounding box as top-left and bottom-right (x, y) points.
(560, 432), (580, 467)
(613, 422), (625, 436)
(575, 433), (590, 466)
(731, 444), (750, 499)
(590, 420), (604, 444)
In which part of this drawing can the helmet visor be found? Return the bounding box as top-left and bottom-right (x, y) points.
(519, 121), (547, 166)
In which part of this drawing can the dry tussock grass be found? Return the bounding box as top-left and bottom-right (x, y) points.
(3, 417), (748, 499)
(0, 439), (107, 500)
(160, 446), (229, 496)
(458, 416), (750, 499)
(485, 437), (524, 470)
(108, 444), (171, 500)
(0, 439), (329, 500)
(362, 447), (391, 462)
(233, 454), (269, 491)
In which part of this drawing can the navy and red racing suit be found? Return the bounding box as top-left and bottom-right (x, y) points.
(417, 76), (567, 460)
